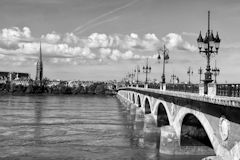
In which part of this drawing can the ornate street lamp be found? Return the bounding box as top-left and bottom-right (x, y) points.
(124, 74), (130, 86)
(134, 65), (141, 85)
(143, 58), (151, 84)
(197, 11), (221, 94)
(157, 45), (169, 84)
(212, 60), (220, 83)
(198, 67), (203, 83)
(170, 74), (177, 84)
(128, 71), (135, 85)
(187, 67), (193, 84)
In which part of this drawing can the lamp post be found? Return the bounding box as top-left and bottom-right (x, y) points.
(187, 67), (193, 84)
(124, 75), (130, 87)
(157, 45), (169, 84)
(134, 65), (140, 85)
(212, 60), (220, 83)
(170, 74), (177, 84)
(128, 71), (135, 85)
(198, 67), (203, 83)
(143, 58), (151, 84)
(197, 11), (221, 94)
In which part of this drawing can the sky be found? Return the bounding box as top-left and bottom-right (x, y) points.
(0, 0), (240, 83)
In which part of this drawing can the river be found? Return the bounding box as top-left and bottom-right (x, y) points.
(0, 95), (207, 160)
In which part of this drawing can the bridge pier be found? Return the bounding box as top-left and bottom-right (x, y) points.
(159, 125), (215, 157)
(127, 104), (136, 122)
(159, 125), (180, 155)
(144, 114), (159, 133)
(143, 114), (161, 146)
(135, 107), (144, 122)
(129, 104), (136, 115)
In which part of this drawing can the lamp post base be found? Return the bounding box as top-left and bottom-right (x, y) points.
(160, 83), (166, 91)
(144, 83), (148, 89)
(203, 80), (213, 94)
(203, 71), (213, 94)
(162, 75), (165, 84)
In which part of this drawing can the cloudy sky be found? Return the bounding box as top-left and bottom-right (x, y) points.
(0, 0), (240, 83)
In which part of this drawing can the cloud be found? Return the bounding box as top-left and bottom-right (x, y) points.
(0, 26), (199, 66)
(126, 33), (160, 51)
(130, 33), (138, 39)
(162, 33), (197, 52)
(0, 27), (32, 49)
(0, 41), (97, 66)
(83, 32), (160, 52)
(144, 33), (159, 41)
(41, 31), (61, 44)
(110, 49), (121, 61)
(122, 50), (134, 59)
(1, 27), (31, 41)
(98, 47), (142, 62)
(109, 49), (142, 61)
(99, 48), (112, 58)
(87, 33), (110, 48)
(63, 32), (80, 45)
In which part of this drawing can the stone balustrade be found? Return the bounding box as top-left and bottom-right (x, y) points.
(123, 86), (240, 108)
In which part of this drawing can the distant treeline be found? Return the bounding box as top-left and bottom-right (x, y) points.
(0, 82), (116, 95)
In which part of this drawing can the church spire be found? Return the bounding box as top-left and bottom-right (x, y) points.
(35, 42), (43, 85)
(40, 41), (42, 63)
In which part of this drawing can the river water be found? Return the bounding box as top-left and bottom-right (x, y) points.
(0, 95), (206, 160)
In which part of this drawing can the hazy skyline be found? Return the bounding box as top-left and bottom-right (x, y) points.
(0, 0), (240, 83)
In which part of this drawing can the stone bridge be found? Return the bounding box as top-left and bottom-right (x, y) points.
(117, 87), (240, 160)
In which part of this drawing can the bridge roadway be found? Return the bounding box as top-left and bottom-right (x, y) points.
(117, 87), (240, 160)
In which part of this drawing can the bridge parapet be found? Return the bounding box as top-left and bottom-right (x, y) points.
(120, 87), (240, 108)
(166, 83), (199, 93)
(123, 82), (240, 98)
(216, 84), (240, 97)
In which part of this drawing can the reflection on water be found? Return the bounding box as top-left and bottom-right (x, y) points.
(0, 95), (206, 160)
(33, 98), (44, 146)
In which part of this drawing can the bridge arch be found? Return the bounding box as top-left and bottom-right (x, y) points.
(132, 93), (135, 104)
(153, 100), (172, 126)
(180, 113), (213, 149)
(156, 102), (170, 127)
(143, 97), (151, 114)
(137, 95), (141, 107)
(173, 108), (222, 154)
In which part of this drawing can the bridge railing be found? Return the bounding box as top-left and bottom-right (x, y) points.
(166, 83), (199, 93)
(216, 84), (240, 97)
(148, 83), (160, 89)
(121, 82), (240, 98)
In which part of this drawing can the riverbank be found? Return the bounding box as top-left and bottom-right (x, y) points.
(0, 82), (117, 96)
